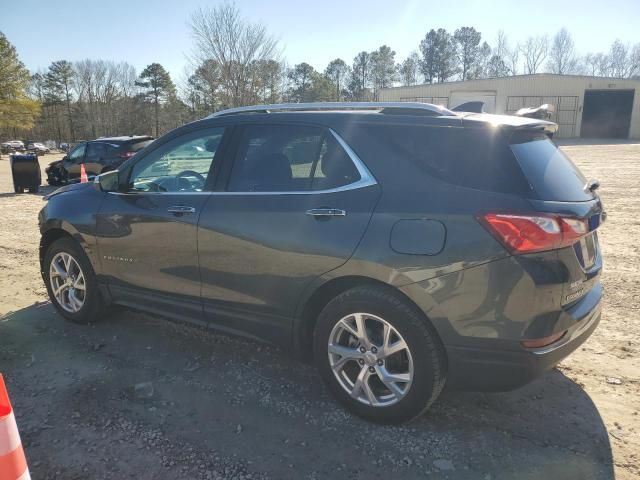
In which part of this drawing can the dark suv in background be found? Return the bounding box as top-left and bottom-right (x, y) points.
(45, 135), (153, 185)
(38, 103), (604, 423)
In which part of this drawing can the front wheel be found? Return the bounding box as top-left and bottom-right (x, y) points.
(43, 238), (106, 324)
(313, 285), (447, 424)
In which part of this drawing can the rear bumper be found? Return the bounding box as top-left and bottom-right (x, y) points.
(445, 292), (601, 391)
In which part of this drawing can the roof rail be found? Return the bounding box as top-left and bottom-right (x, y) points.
(207, 102), (457, 118)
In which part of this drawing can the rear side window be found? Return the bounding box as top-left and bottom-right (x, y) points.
(85, 142), (107, 161)
(228, 125), (360, 192)
(510, 135), (593, 201)
(364, 125), (530, 194)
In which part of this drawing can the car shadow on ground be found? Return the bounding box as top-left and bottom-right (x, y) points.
(0, 303), (615, 479)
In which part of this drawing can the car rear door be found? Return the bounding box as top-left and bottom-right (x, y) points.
(95, 126), (228, 324)
(197, 123), (381, 343)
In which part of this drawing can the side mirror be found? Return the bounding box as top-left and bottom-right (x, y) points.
(96, 170), (119, 192)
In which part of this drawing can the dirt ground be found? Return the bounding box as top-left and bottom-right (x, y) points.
(0, 145), (638, 480)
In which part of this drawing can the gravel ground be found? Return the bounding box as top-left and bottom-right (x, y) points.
(0, 145), (638, 480)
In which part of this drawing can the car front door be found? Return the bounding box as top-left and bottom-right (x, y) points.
(95, 126), (228, 324)
(197, 123), (381, 343)
(64, 143), (86, 181)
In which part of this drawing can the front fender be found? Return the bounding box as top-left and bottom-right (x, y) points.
(39, 186), (105, 275)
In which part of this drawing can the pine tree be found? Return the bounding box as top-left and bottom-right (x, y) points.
(135, 63), (176, 137)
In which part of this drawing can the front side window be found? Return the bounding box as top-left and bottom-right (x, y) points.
(129, 127), (224, 193)
(228, 125), (360, 192)
(67, 143), (86, 164)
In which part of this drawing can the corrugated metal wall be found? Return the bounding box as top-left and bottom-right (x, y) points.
(378, 74), (640, 138)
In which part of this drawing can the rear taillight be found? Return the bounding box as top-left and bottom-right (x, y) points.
(119, 151), (135, 160)
(479, 212), (588, 254)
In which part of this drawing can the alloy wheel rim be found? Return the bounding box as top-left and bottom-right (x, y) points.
(328, 313), (414, 407)
(49, 252), (86, 313)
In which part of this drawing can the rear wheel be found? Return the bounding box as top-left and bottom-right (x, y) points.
(313, 285), (447, 424)
(43, 238), (106, 324)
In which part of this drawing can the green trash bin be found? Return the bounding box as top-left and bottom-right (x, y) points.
(10, 154), (41, 193)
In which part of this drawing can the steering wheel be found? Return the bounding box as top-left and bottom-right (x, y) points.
(175, 170), (206, 191)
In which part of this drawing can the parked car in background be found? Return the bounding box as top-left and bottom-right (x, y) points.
(39, 102), (604, 424)
(46, 135), (154, 185)
(1, 140), (25, 154)
(59, 143), (70, 152)
(26, 142), (51, 156)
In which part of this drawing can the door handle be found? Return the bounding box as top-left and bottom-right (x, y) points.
(305, 208), (346, 217)
(167, 205), (196, 215)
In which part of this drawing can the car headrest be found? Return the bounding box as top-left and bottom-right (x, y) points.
(249, 152), (292, 190)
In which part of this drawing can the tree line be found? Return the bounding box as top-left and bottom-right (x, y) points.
(1, 2), (639, 143)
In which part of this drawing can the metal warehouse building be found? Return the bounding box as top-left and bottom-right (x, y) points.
(378, 74), (640, 139)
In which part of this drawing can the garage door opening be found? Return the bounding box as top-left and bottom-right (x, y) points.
(581, 89), (634, 138)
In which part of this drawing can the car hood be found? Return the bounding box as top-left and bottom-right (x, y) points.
(44, 181), (93, 200)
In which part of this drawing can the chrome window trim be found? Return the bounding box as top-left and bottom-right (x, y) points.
(110, 129), (377, 197)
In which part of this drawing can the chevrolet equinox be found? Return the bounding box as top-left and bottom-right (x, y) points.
(39, 102), (604, 423)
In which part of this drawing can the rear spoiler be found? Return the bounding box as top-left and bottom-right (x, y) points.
(462, 113), (559, 138)
(514, 122), (558, 139)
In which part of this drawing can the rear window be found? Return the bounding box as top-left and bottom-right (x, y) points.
(510, 134), (593, 201)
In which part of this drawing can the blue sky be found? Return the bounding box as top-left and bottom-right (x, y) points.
(2, 0), (639, 82)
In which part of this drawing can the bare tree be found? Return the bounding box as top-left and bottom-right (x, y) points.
(521, 35), (548, 74)
(547, 28), (578, 74)
(608, 40), (640, 78)
(583, 52), (608, 76)
(506, 43), (521, 75)
(495, 30), (508, 59)
(631, 44), (640, 78)
(189, 2), (280, 108)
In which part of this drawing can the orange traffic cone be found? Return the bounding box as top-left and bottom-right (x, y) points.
(0, 375), (30, 480)
(80, 163), (88, 183)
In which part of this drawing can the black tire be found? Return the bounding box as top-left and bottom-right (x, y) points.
(43, 237), (107, 324)
(313, 285), (447, 424)
(30, 185), (39, 193)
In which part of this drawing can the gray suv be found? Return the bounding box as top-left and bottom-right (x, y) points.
(39, 102), (604, 423)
